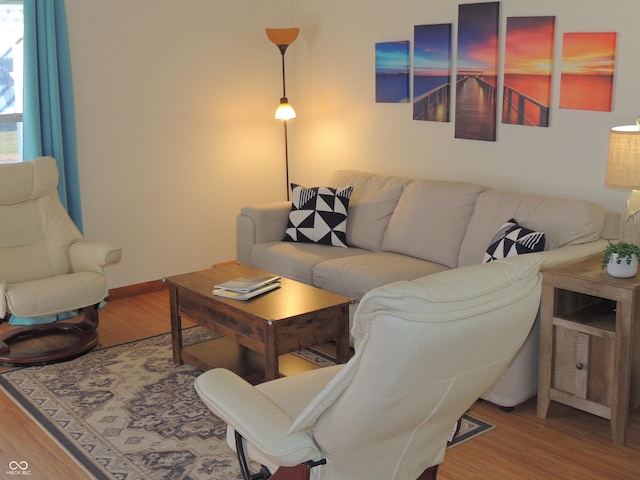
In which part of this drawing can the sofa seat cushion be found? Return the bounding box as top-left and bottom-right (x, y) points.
(458, 189), (606, 267)
(312, 252), (450, 301)
(382, 179), (485, 268)
(249, 241), (370, 285)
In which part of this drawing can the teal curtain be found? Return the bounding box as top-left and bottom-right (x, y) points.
(23, 0), (83, 231)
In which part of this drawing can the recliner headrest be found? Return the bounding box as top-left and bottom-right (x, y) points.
(0, 156), (59, 205)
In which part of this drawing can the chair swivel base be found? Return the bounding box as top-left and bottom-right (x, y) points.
(0, 305), (100, 366)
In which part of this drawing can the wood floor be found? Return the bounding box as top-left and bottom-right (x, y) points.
(1, 289), (639, 479)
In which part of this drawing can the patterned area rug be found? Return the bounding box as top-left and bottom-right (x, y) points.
(0, 327), (493, 479)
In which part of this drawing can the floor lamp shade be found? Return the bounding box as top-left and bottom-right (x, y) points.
(275, 100), (296, 120)
(265, 28), (299, 46)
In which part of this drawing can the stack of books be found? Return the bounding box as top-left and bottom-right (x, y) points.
(212, 275), (281, 300)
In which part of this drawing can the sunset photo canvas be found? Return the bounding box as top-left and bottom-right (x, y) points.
(559, 32), (617, 111)
(502, 16), (555, 127)
(454, 1), (500, 141)
(413, 23), (452, 122)
(375, 41), (410, 103)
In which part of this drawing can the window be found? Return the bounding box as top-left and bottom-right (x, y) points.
(0, 0), (23, 163)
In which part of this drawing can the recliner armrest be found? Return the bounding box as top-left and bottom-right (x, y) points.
(194, 368), (320, 467)
(69, 240), (122, 274)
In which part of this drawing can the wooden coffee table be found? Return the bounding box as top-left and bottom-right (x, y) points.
(167, 263), (352, 381)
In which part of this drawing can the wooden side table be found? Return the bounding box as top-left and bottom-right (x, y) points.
(537, 254), (640, 446)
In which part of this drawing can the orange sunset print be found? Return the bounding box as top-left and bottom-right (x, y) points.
(559, 32), (617, 111)
(502, 16), (555, 127)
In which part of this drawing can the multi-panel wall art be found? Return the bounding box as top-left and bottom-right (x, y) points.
(374, 1), (619, 141)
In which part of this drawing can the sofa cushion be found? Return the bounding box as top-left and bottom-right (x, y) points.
(313, 252), (450, 301)
(345, 185), (404, 251)
(328, 170), (411, 251)
(381, 179), (486, 268)
(458, 189), (606, 267)
(483, 219), (546, 263)
(250, 241), (370, 285)
(283, 184), (354, 248)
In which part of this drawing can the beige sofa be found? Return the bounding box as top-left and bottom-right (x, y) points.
(237, 170), (620, 407)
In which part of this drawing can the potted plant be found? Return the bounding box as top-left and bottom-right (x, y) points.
(601, 241), (640, 278)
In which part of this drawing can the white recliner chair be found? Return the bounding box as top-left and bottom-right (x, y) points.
(0, 156), (122, 365)
(195, 254), (543, 480)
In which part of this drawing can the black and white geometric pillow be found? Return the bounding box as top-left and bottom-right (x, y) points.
(283, 184), (354, 248)
(483, 218), (546, 263)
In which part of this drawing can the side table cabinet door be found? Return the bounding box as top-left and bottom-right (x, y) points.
(553, 325), (615, 406)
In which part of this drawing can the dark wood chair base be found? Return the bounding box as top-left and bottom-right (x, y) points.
(0, 305), (100, 366)
(417, 465), (439, 480)
(267, 464), (439, 480)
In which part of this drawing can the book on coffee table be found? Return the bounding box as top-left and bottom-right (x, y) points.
(212, 281), (281, 300)
(214, 275), (281, 293)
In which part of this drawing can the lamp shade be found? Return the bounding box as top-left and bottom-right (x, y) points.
(266, 28), (299, 46)
(605, 124), (640, 189)
(275, 99), (296, 120)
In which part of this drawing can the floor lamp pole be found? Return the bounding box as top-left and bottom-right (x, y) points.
(283, 120), (290, 201)
(281, 50), (291, 202)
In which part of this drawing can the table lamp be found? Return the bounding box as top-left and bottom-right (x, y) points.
(604, 118), (640, 244)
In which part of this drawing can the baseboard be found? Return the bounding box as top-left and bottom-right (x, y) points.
(108, 261), (238, 300)
(107, 279), (167, 300)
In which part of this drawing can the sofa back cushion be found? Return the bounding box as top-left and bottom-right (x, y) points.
(328, 170), (410, 251)
(458, 189), (607, 267)
(381, 179), (485, 268)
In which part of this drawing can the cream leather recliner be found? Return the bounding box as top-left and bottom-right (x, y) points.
(0, 156), (121, 365)
(195, 254), (543, 480)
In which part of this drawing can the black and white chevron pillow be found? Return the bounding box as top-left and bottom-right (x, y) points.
(483, 218), (545, 263)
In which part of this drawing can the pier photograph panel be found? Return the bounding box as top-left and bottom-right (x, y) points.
(375, 41), (410, 103)
(454, 1), (500, 141)
(502, 16), (555, 127)
(559, 32), (617, 112)
(412, 23), (452, 122)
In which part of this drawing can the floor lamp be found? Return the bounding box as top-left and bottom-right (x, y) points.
(605, 118), (640, 244)
(266, 28), (299, 201)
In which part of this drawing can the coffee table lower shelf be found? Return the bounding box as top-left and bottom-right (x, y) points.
(182, 336), (338, 385)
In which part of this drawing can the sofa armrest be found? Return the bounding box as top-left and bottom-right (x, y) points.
(69, 240), (122, 274)
(601, 211), (621, 241)
(237, 202), (291, 264)
(538, 239), (608, 269)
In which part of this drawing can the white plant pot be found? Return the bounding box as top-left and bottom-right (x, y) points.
(607, 253), (639, 278)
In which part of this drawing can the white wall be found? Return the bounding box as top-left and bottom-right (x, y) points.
(65, 0), (639, 289)
(65, 0), (297, 287)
